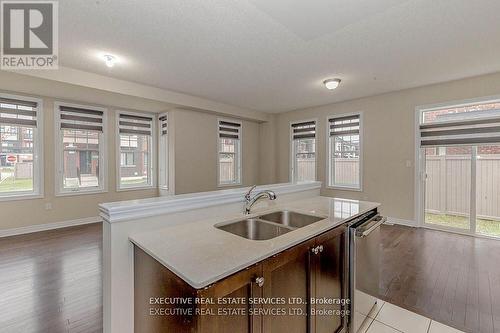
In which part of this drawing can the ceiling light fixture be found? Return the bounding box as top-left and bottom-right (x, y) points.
(323, 78), (341, 90)
(103, 54), (116, 68)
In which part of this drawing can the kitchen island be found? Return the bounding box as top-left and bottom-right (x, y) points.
(129, 195), (379, 333)
(99, 182), (379, 333)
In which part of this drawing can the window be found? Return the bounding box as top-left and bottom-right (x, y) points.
(290, 120), (316, 182)
(120, 152), (135, 166)
(117, 112), (155, 190)
(55, 103), (106, 194)
(218, 119), (241, 186)
(0, 94), (42, 199)
(328, 114), (362, 190)
(158, 113), (169, 190)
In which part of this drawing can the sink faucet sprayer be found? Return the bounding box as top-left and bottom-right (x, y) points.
(244, 185), (277, 215)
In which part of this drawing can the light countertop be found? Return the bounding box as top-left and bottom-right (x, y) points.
(129, 196), (379, 289)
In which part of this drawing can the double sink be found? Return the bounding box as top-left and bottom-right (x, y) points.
(216, 210), (325, 240)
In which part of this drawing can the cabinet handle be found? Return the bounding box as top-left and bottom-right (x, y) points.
(318, 245), (324, 253)
(254, 276), (265, 287)
(311, 246), (319, 255)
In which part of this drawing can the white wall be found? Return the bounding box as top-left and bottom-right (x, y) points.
(274, 72), (500, 221)
(6, 68), (500, 229)
(0, 71), (272, 231)
(172, 108), (261, 194)
(0, 89), (161, 231)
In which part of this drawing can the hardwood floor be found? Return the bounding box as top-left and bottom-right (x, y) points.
(380, 224), (500, 333)
(1, 223), (499, 333)
(0, 223), (102, 333)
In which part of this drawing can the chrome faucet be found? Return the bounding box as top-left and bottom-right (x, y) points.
(244, 185), (277, 215)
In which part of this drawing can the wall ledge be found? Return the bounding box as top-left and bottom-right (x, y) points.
(99, 182), (321, 223)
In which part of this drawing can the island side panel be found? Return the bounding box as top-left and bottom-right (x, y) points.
(134, 246), (198, 333)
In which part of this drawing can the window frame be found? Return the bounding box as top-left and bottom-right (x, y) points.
(289, 118), (317, 183)
(116, 110), (156, 191)
(54, 101), (108, 196)
(326, 112), (363, 191)
(0, 92), (44, 202)
(217, 118), (242, 187)
(158, 112), (169, 192)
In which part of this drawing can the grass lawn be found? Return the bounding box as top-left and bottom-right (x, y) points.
(121, 177), (148, 185)
(0, 177), (33, 192)
(425, 213), (500, 237)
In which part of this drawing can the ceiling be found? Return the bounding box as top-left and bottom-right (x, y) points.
(59, 0), (500, 113)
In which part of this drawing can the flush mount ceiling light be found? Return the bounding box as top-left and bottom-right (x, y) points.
(103, 54), (116, 68)
(323, 78), (341, 90)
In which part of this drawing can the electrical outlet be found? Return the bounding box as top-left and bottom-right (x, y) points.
(405, 160), (412, 168)
(45, 202), (52, 210)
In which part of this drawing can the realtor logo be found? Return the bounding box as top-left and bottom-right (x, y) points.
(1, 1), (58, 69)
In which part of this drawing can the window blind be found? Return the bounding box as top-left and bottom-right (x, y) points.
(219, 120), (241, 140)
(59, 105), (104, 132)
(159, 114), (167, 136)
(419, 117), (500, 146)
(119, 113), (153, 136)
(0, 97), (38, 127)
(329, 115), (360, 137)
(292, 121), (315, 140)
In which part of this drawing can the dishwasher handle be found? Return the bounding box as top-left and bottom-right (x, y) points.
(356, 216), (386, 238)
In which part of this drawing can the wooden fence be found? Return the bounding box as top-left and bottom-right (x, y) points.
(220, 159), (235, 183)
(296, 158), (316, 181)
(331, 158), (359, 186)
(425, 155), (500, 220)
(295, 158), (359, 184)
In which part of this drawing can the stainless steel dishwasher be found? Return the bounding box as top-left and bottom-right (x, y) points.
(348, 211), (386, 333)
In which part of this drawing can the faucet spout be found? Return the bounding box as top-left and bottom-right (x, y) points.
(244, 186), (277, 215)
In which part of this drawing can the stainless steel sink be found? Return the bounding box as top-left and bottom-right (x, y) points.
(216, 218), (292, 240)
(216, 211), (326, 240)
(258, 210), (324, 228)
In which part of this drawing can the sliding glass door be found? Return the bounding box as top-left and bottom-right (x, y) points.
(423, 144), (500, 237)
(424, 146), (472, 232)
(475, 145), (500, 237)
(418, 98), (500, 238)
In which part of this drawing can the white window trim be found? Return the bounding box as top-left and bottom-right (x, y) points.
(289, 118), (317, 183)
(54, 101), (108, 196)
(158, 112), (170, 192)
(326, 112), (363, 191)
(217, 117), (242, 187)
(116, 110), (157, 191)
(0, 92), (44, 202)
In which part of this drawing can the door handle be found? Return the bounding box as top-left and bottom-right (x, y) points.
(359, 217), (386, 237)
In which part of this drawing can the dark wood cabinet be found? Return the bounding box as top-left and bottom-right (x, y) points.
(134, 247), (197, 333)
(261, 238), (315, 333)
(197, 264), (263, 333)
(312, 225), (348, 333)
(134, 225), (348, 333)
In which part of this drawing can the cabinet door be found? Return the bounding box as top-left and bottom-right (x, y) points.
(262, 239), (315, 333)
(197, 264), (263, 333)
(313, 225), (348, 333)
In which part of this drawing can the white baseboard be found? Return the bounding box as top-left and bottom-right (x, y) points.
(0, 216), (102, 238)
(385, 217), (418, 227)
